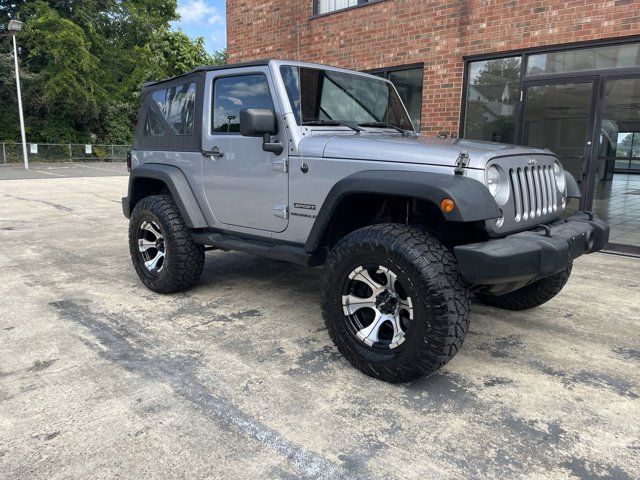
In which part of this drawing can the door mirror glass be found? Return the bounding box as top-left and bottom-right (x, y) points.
(240, 108), (277, 137)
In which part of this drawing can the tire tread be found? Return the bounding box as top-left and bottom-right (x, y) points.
(129, 195), (204, 293)
(320, 223), (470, 383)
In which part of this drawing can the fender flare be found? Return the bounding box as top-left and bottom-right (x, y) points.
(305, 170), (501, 252)
(125, 163), (208, 229)
(565, 171), (581, 198)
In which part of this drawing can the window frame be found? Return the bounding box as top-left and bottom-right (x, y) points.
(311, 0), (388, 18)
(365, 63), (424, 132)
(210, 72), (276, 136)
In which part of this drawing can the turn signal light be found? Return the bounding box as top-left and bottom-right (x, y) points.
(440, 198), (455, 213)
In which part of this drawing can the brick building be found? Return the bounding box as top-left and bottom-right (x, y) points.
(227, 0), (640, 250)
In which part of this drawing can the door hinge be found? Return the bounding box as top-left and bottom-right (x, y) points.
(272, 158), (288, 173)
(273, 204), (289, 219)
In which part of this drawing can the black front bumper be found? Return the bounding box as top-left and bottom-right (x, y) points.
(454, 213), (609, 286)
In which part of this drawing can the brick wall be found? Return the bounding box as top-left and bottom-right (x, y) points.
(227, 0), (640, 135)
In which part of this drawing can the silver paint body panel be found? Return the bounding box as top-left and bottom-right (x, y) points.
(131, 59), (565, 245)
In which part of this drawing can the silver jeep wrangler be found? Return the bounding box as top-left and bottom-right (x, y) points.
(123, 60), (609, 383)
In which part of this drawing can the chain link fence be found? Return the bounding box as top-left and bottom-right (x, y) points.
(1, 142), (131, 163)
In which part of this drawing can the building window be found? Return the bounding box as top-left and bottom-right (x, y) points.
(211, 74), (274, 133)
(527, 42), (640, 76)
(462, 57), (521, 144)
(370, 65), (423, 131)
(314, 0), (373, 15)
(604, 79), (640, 173)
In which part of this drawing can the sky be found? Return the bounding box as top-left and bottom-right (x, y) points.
(171, 0), (226, 54)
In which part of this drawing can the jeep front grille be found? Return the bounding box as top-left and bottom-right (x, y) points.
(509, 165), (558, 223)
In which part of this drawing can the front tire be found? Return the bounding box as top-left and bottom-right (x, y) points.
(129, 195), (204, 294)
(475, 263), (572, 311)
(320, 224), (470, 383)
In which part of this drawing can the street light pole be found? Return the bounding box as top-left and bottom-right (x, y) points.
(8, 20), (28, 170)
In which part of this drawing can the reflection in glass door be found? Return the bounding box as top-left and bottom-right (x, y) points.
(593, 77), (640, 248)
(522, 81), (596, 195)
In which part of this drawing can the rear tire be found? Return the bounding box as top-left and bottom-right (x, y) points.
(320, 224), (470, 383)
(475, 263), (572, 311)
(129, 195), (204, 294)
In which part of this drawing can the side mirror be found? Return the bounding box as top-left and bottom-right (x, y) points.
(239, 108), (283, 155)
(240, 108), (277, 137)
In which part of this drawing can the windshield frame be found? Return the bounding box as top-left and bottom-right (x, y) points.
(276, 63), (416, 133)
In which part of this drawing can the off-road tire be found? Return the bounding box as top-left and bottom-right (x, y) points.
(129, 195), (204, 294)
(321, 224), (471, 383)
(475, 263), (572, 311)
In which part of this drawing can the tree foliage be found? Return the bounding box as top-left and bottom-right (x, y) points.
(0, 0), (226, 143)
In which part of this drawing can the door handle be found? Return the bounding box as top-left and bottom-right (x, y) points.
(202, 147), (224, 159)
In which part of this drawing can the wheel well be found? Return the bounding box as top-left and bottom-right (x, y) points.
(317, 193), (487, 251)
(129, 178), (172, 213)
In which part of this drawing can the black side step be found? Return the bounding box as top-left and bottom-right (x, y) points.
(192, 232), (315, 267)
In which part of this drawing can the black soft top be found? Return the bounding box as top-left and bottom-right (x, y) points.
(141, 59), (273, 90)
(134, 59), (273, 152)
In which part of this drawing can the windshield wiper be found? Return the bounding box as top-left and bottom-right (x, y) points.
(357, 121), (414, 137)
(302, 120), (364, 133)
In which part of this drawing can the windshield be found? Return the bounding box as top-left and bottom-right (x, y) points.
(280, 66), (414, 131)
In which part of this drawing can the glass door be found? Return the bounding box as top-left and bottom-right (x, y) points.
(599, 77), (640, 176)
(592, 76), (640, 248)
(521, 79), (597, 207)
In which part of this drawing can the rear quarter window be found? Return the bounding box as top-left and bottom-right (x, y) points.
(143, 109), (165, 136)
(145, 82), (197, 136)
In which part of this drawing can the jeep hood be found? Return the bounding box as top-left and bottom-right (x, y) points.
(298, 133), (554, 169)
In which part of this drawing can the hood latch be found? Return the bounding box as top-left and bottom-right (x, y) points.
(454, 150), (470, 175)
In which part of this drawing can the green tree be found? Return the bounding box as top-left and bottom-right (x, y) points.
(20, 2), (100, 141)
(0, 36), (19, 140)
(0, 0), (225, 144)
(130, 29), (216, 85)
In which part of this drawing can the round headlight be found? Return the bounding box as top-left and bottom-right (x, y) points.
(486, 165), (509, 205)
(486, 165), (501, 197)
(554, 161), (566, 192)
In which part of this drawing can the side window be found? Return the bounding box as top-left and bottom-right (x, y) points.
(149, 82), (196, 135)
(144, 108), (165, 136)
(212, 74), (274, 133)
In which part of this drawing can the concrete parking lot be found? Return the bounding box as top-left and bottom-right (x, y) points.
(0, 161), (128, 180)
(1, 169), (639, 479)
